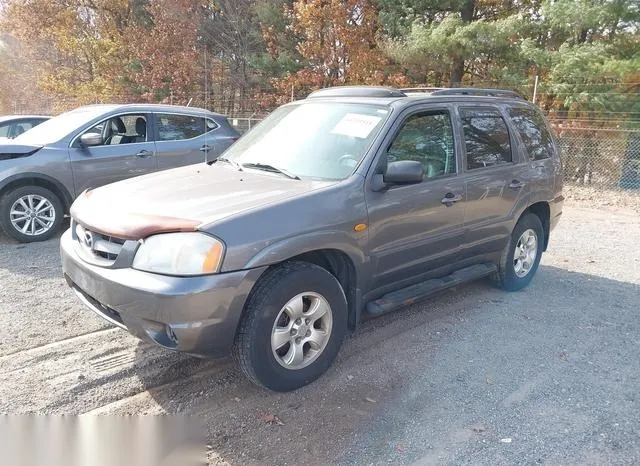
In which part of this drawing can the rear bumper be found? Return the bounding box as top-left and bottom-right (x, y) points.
(60, 228), (266, 358)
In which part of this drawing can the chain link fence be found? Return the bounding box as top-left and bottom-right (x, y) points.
(552, 126), (640, 191)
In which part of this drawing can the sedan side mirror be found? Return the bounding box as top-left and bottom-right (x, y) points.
(79, 132), (102, 147)
(383, 160), (424, 185)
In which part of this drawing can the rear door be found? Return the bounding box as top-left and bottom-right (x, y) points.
(365, 105), (466, 292)
(68, 112), (157, 194)
(153, 113), (233, 170)
(456, 105), (529, 256)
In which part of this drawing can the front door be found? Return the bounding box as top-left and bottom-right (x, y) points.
(365, 107), (466, 293)
(69, 113), (157, 195)
(456, 105), (528, 255)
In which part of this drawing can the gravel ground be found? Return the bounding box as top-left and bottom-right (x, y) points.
(1, 186), (639, 465)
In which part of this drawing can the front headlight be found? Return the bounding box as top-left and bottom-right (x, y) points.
(132, 232), (225, 276)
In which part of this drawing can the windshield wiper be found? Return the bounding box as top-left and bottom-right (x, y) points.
(213, 156), (242, 170)
(240, 162), (300, 180)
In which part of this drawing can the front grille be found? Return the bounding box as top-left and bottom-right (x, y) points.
(73, 221), (125, 264)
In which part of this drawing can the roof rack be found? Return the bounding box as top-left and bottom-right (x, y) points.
(307, 86), (407, 99)
(306, 85), (526, 100)
(400, 87), (525, 99)
(430, 88), (525, 99)
(398, 87), (447, 93)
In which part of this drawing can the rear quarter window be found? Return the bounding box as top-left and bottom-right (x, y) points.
(507, 106), (555, 161)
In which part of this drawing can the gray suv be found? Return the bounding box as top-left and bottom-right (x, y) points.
(61, 87), (564, 392)
(0, 104), (239, 242)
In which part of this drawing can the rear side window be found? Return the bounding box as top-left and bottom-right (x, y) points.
(460, 107), (512, 170)
(157, 114), (206, 141)
(0, 123), (10, 137)
(508, 106), (555, 160)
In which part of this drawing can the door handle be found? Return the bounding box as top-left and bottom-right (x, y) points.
(200, 144), (211, 152)
(136, 150), (153, 158)
(441, 193), (462, 206)
(509, 180), (524, 189)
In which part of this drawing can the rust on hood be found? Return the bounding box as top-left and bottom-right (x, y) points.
(70, 190), (200, 240)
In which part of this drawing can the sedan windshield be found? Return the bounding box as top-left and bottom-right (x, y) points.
(223, 101), (390, 180)
(13, 108), (105, 146)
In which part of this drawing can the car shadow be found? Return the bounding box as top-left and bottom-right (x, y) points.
(131, 264), (640, 465)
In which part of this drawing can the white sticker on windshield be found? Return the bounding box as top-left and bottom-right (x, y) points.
(330, 113), (382, 139)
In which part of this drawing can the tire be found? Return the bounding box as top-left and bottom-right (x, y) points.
(233, 261), (348, 392)
(0, 186), (64, 243)
(493, 213), (544, 292)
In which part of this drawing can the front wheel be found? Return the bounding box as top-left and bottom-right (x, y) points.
(233, 261), (348, 392)
(0, 186), (64, 242)
(493, 213), (544, 291)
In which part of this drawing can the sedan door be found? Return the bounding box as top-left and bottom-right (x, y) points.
(153, 113), (234, 170)
(365, 107), (466, 293)
(68, 113), (157, 194)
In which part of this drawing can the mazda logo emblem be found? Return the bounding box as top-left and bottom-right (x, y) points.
(83, 231), (94, 249)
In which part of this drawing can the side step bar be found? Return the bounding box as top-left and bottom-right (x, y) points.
(364, 263), (497, 317)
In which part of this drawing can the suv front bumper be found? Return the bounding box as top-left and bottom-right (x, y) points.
(60, 228), (266, 358)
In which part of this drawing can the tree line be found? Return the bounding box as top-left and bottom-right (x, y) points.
(0, 0), (638, 126)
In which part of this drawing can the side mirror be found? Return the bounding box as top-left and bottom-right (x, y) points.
(383, 160), (424, 185)
(79, 132), (102, 147)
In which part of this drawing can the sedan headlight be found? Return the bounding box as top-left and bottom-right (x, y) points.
(132, 232), (225, 276)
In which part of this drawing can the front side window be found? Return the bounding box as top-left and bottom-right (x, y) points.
(80, 113), (148, 146)
(508, 106), (555, 161)
(11, 121), (35, 138)
(156, 114), (206, 141)
(387, 111), (456, 179)
(460, 107), (512, 170)
(223, 102), (389, 180)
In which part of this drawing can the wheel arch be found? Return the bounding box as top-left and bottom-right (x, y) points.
(0, 173), (74, 211)
(521, 201), (550, 251)
(244, 247), (362, 332)
(285, 249), (359, 330)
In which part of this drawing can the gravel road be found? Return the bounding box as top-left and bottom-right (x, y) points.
(1, 190), (639, 465)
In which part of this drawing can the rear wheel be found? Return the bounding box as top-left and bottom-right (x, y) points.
(0, 186), (64, 242)
(493, 213), (544, 291)
(233, 261), (348, 392)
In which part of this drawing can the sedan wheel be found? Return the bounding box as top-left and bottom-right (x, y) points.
(0, 186), (64, 242)
(10, 194), (57, 237)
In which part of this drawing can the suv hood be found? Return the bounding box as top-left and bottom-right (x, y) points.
(71, 163), (335, 239)
(0, 143), (43, 161)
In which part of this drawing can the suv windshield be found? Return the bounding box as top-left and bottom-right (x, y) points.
(13, 108), (104, 146)
(223, 101), (390, 180)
